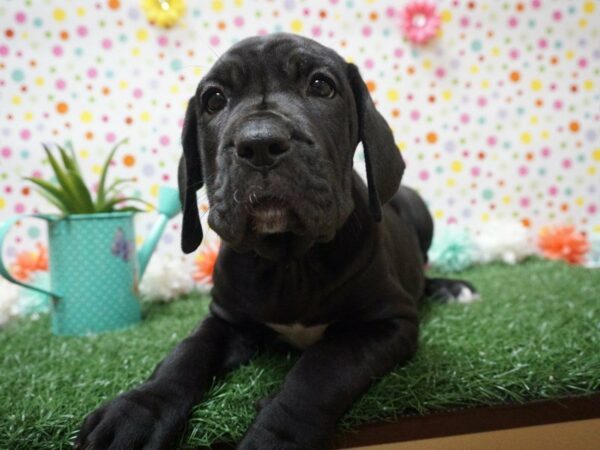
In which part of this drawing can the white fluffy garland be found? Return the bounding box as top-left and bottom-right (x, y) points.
(473, 219), (535, 264)
(0, 279), (20, 327)
(139, 252), (198, 302)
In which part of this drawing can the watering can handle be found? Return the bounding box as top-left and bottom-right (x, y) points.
(0, 214), (61, 298)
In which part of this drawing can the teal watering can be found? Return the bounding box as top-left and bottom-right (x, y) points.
(0, 187), (181, 336)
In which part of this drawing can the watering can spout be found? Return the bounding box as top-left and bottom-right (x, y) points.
(137, 186), (181, 278)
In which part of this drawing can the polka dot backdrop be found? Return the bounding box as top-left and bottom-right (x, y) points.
(1, 0), (599, 259)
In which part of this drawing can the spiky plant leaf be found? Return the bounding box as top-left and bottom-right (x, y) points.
(96, 177), (136, 209)
(41, 144), (83, 210)
(115, 206), (145, 213)
(24, 177), (77, 212)
(65, 170), (95, 213)
(57, 145), (77, 173)
(29, 140), (148, 214)
(104, 177), (136, 193)
(56, 146), (96, 212)
(97, 196), (153, 213)
(31, 187), (68, 214)
(96, 138), (128, 208)
(65, 141), (83, 174)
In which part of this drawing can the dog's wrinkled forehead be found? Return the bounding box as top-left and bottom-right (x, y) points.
(200, 34), (347, 92)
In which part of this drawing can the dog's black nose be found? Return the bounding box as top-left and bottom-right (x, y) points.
(235, 123), (290, 170)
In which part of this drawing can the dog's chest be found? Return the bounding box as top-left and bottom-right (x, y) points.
(266, 322), (329, 350)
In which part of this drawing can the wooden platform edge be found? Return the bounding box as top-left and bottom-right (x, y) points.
(333, 393), (600, 448)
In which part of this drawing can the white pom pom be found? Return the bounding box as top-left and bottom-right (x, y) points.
(0, 279), (20, 327)
(139, 253), (197, 302)
(474, 220), (534, 264)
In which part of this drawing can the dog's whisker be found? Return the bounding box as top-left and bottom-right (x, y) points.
(233, 190), (241, 205)
(250, 192), (258, 206)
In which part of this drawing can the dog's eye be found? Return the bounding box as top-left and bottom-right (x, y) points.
(308, 75), (335, 98)
(203, 89), (227, 113)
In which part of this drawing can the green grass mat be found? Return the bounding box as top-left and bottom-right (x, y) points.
(1, 259), (599, 449)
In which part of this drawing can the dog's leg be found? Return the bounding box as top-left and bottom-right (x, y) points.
(425, 277), (480, 303)
(238, 318), (418, 450)
(75, 315), (259, 450)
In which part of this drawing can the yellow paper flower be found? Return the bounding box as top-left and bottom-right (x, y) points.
(141, 0), (186, 28)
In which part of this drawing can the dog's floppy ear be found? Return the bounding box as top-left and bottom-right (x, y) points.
(347, 63), (405, 222)
(179, 96), (204, 254)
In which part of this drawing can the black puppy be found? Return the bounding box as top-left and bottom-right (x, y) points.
(76, 34), (476, 449)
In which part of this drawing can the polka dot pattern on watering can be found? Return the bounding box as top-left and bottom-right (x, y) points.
(48, 213), (141, 336)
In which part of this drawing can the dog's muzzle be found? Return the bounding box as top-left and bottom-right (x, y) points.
(233, 116), (298, 234)
(234, 116), (291, 172)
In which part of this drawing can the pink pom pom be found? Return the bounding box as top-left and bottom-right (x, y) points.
(400, 1), (442, 45)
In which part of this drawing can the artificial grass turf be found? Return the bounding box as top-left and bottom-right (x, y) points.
(0, 259), (599, 449)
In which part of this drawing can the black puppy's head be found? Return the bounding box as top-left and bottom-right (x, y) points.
(179, 33), (404, 259)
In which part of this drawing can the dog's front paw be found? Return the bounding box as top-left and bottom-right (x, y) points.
(74, 386), (188, 450)
(239, 399), (332, 450)
(425, 278), (480, 304)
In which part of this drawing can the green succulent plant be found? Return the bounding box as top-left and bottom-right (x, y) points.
(25, 139), (150, 215)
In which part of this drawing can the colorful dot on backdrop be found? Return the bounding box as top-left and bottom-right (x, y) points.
(0, 0), (599, 258)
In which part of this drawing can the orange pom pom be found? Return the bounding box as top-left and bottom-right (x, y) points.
(10, 243), (49, 281)
(193, 241), (219, 285)
(538, 225), (590, 265)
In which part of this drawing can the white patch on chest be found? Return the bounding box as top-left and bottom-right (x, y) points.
(266, 322), (329, 350)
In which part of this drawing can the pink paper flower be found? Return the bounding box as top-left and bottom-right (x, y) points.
(400, 1), (441, 45)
